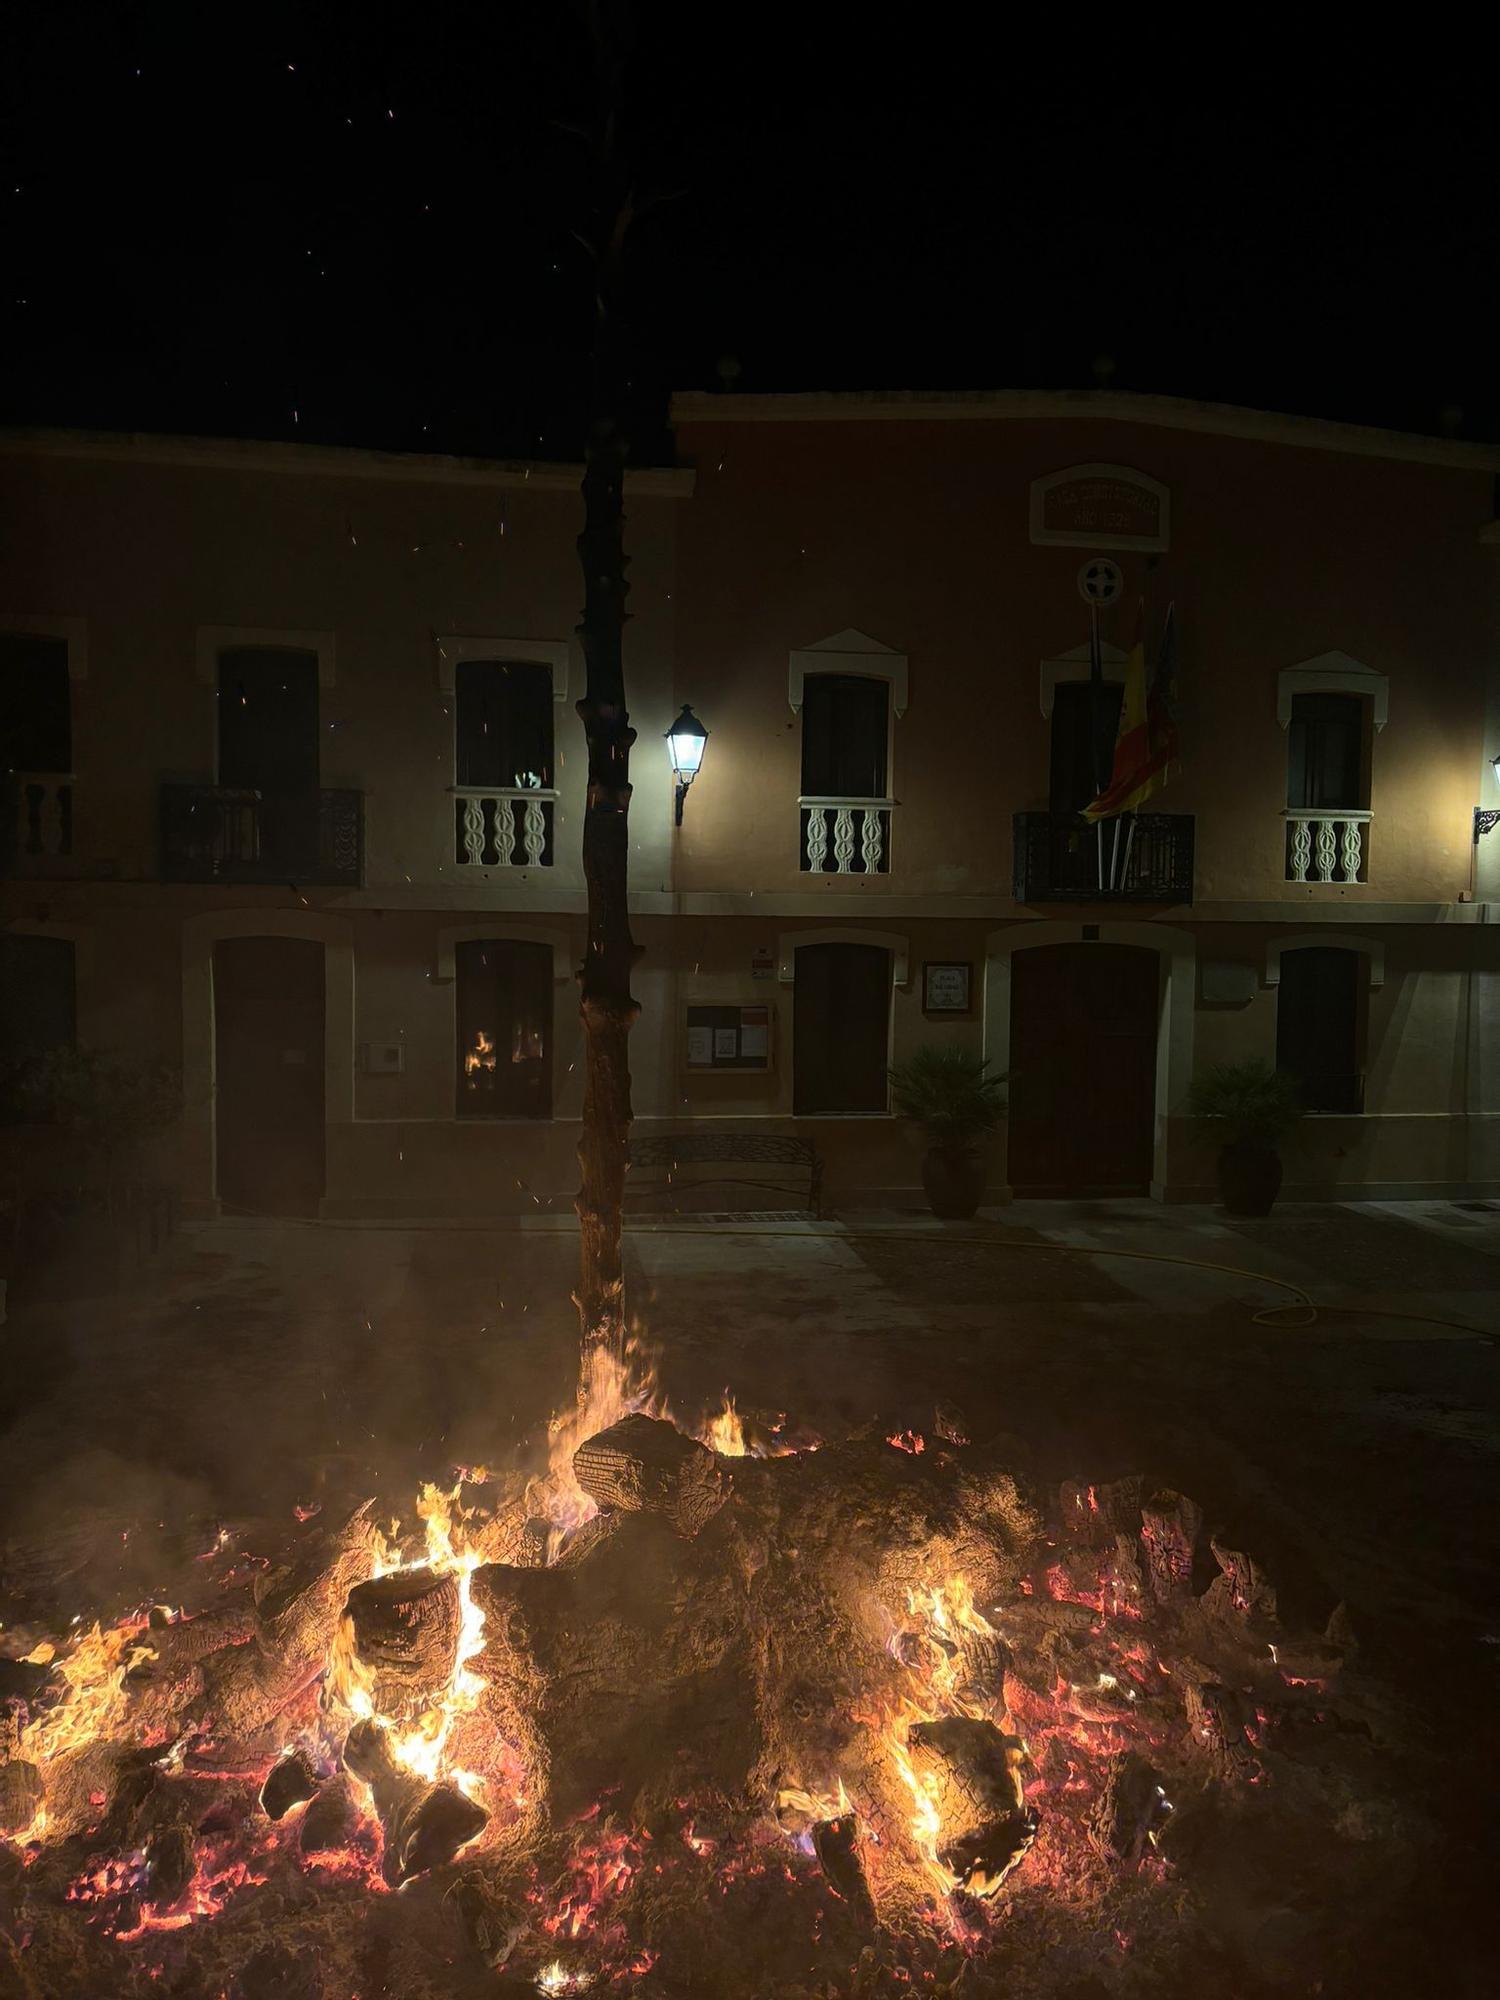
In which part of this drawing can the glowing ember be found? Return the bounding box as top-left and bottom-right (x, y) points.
(887, 1429), (925, 1454)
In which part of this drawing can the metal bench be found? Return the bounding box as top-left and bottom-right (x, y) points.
(626, 1132), (823, 1219)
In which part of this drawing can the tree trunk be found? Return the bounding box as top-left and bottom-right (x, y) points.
(573, 7), (640, 1363)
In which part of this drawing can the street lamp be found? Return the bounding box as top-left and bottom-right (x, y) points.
(666, 705), (708, 827)
(1475, 753), (1500, 842)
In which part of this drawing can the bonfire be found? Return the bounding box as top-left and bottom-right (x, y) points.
(0, 1325), (1416, 2000)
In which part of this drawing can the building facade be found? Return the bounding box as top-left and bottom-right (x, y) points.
(3, 394), (1499, 1216)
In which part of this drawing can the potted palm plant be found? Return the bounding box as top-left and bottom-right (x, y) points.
(1187, 1058), (1302, 1216)
(889, 1044), (1007, 1219)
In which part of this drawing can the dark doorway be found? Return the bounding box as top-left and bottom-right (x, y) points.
(1275, 947), (1363, 1113)
(213, 937), (325, 1215)
(0, 934), (76, 1121)
(454, 938), (553, 1118)
(216, 647), (320, 875)
(1007, 942), (1158, 1194)
(793, 942), (891, 1114)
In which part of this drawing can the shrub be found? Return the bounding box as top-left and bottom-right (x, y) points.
(1187, 1059), (1302, 1148)
(889, 1045), (1007, 1156)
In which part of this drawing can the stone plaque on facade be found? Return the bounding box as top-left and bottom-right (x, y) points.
(1029, 464), (1170, 552)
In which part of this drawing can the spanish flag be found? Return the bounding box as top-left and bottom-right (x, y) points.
(1082, 600), (1179, 821)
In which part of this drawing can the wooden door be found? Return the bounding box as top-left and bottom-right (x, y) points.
(213, 937), (325, 1215)
(1007, 943), (1157, 1194)
(793, 942), (891, 1114)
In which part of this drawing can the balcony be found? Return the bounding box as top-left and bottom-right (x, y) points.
(1283, 808), (1369, 884)
(799, 796), (894, 875)
(160, 785), (363, 886)
(452, 785), (558, 869)
(9, 772), (73, 876)
(1013, 811), (1194, 903)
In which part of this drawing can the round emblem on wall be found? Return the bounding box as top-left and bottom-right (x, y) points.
(1077, 557), (1123, 608)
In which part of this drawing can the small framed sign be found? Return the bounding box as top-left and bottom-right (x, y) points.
(923, 962), (973, 1015)
(685, 1003), (773, 1070)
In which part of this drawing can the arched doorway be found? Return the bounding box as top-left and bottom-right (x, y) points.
(1006, 942), (1159, 1195)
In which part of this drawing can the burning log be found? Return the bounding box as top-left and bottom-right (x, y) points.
(906, 1717), (1039, 1896)
(811, 1810), (874, 1917)
(1087, 1750), (1167, 1867)
(572, 1414), (729, 1538)
(195, 1502), (377, 1738)
(1140, 1489), (1202, 1603)
(0, 1758), (42, 1835)
(952, 1628), (1011, 1715)
(338, 1566), (463, 1721)
(342, 1718), (487, 1885)
(259, 1749), (321, 1821)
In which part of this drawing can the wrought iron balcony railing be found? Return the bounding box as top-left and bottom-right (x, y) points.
(160, 785), (364, 886)
(1012, 811), (1194, 903)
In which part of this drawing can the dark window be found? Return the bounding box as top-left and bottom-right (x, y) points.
(1275, 947), (1363, 1114)
(800, 675), (888, 799)
(792, 942), (890, 1114)
(0, 633), (72, 771)
(217, 648), (320, 795)
(0, 934), (76, 1121)
(1050, 680), (1124, 815)
(454, 661), (555, 866)
(1287, 693), (1365, 810)
(455, 939), (552, 1118)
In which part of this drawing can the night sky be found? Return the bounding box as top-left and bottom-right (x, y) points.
(4, 7), (1495, 463)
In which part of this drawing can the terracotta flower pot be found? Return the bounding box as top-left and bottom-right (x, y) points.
(1216, 1141), (1283, 1217)
(921, 1148), (987, 1220)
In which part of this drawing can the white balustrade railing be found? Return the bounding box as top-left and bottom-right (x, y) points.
(799, 795), (895, 875)
(14, 771), (73, 868)
(1283, 808), (1371, 884)
(452, 786), (558, 868)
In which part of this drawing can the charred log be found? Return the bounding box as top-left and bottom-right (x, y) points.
(572, 1414), (729, 1538)
(338, 1566), (463, 1720)
(343, 1719), (487, 1885)
(811, 1811), (874, 1916)
(1203, 1538), (1278, 1628)
(448, 1871), (527, 1970)
(259, 1749), (321, 1822)
(299, 1776), (355, 1854)
(1140, 1489), (1203, 1603)
(1086, 1750), (1166, 1867)
(0, 1758), (42, 1835)
(1184, 1680), (1260, 1779)
(1060, 1475), (1143, 1547)
(952, 1628), (1012, 1715)
(144, 1822), (196, 1906)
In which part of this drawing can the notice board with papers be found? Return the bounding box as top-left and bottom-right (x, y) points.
(685, 1004), (772, 1071)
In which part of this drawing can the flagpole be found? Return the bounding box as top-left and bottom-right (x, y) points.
(1109, 815), (1122, 891)
(1118, 812), (1137, 890)
(1090, 601), (1105, 892)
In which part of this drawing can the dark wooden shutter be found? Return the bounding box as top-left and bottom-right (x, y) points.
(455, 940), (553, 1118)
(1275, 947), (1362, 1113)
(0, 634), (71, 771)
(1286, 694), (1364, 810)
(792, 942), (891, 1114)
(455, 662), (554, 789)
(800, 676), (889, 798)
(1050, 681), (1124, 814)
(217, 648), (320, 795)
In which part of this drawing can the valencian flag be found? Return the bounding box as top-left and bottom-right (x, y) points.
(1083, 599), (1179, 820)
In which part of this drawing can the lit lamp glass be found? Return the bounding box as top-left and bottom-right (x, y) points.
(666, 705), (708, 826)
